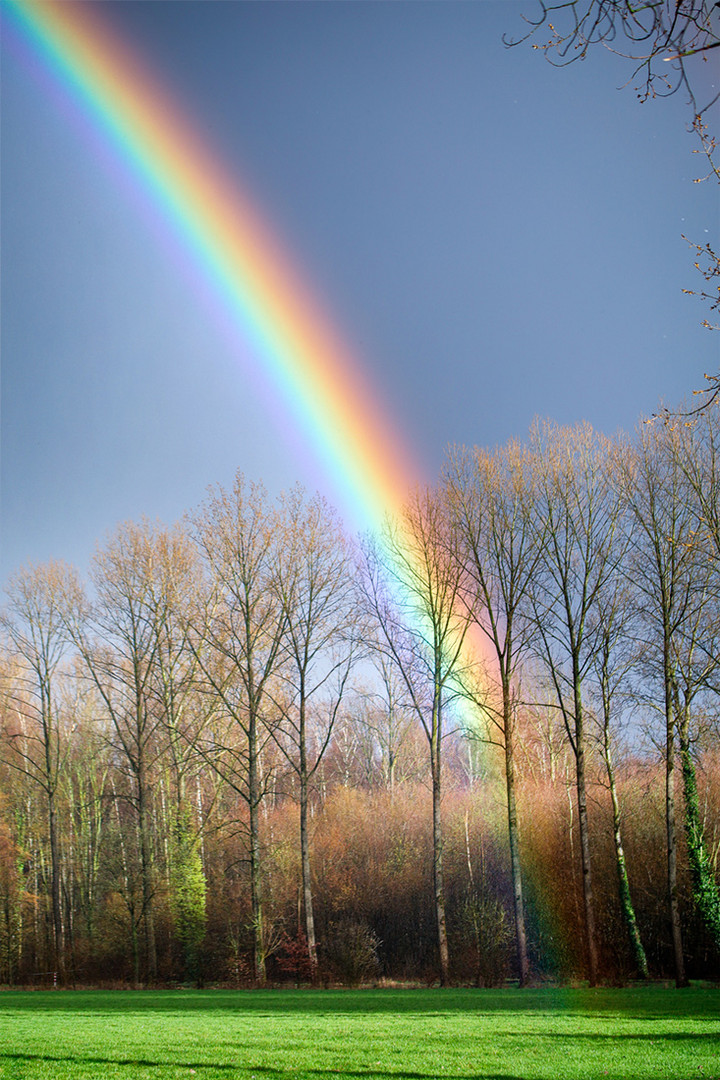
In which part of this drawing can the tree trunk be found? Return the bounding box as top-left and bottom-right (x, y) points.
(604, 732), (649, 978)
(431, 718), (449, 985)
(47, 789), (65, 982)
(574, 695), (599, 986)
(665, 679), (688, 988)
(677, 707), (720, 950)
(137, 756), (157, 983)
(130, 905), (140, 989)
(299, 769), (318, 979)
(504, 691), (529, 986)
(298, 693), (318, 979)
(248, 709), (266, 986)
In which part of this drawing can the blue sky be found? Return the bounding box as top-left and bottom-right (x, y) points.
(1, 1), (717, 583)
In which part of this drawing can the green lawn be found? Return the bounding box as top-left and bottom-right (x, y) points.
(0, 986), (718, 1080)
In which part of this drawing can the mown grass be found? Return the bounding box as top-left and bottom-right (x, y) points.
(0, 985), (718, 1080)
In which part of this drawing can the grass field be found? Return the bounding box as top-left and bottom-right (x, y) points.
(0, 985), (718, 1080)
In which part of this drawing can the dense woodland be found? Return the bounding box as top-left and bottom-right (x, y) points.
(1, 410), (719, 989)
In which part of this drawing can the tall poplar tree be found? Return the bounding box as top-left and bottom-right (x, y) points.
(445, 440), (541, 986)
(628, 414), (720, 963)
(192, 474), (288, 985)
(360, 487), (472, 985)
(621, 420), (703, 986)
(526, 420), (624, 986)
(272, 488), (359, 978)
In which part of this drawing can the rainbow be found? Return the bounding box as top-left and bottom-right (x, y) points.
(3, 0), (493, 691)
(3, 0), (423, 534)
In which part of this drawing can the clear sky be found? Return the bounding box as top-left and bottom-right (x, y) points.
(1, 1), (717, 583)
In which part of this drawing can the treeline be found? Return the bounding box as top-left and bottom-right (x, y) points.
(1, 409), (719, 988)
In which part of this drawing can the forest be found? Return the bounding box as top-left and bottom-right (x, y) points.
(1, 409), (719, 990)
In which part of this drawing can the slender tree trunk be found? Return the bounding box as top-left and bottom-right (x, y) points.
(604, 730), (648, 978)
(137, 756), (157, 983)
(42, 690), (65, 984)
(297, 694), (318, 979)
(196, 774), (206, 873)
(677, 707), (720, 950)
(504, 689), (529, 986)
(665, 674), (688, 987)
(431, 709), (449, 985)
(299, 771), (318, 979)
(574, 691), (599, 986)
(113, 781), (141, 988)
(131, 906), (140, 989)
(248, 708), (266, 986)
(30, 829), (39, 975)
(64, 864), (76, 987)
(47, 789), (65, 982)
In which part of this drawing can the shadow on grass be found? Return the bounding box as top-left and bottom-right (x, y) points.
(547, 1030), (719, 1037)
(1, 986), (718, 1019)
(1, 1055), (526, 1080)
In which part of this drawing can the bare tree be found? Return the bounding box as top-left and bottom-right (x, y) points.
(63, 679), (110, 970)
(138, 525), (209, 981)
(0, 562), (72, 980)
(677, 400), (720, 568)
(61, 520), (192, 982)
(359, 487), (473, 985)
(507, 1), (719, 114)
(271, 488), (360, 978)
(658, 409), (720, 951)
(621, 419), (708, 985)
(192, 475), (288, 985)
(525, 420), (624, 986)
(587, 568), (650, 978)
(445, 440), (543, 986)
